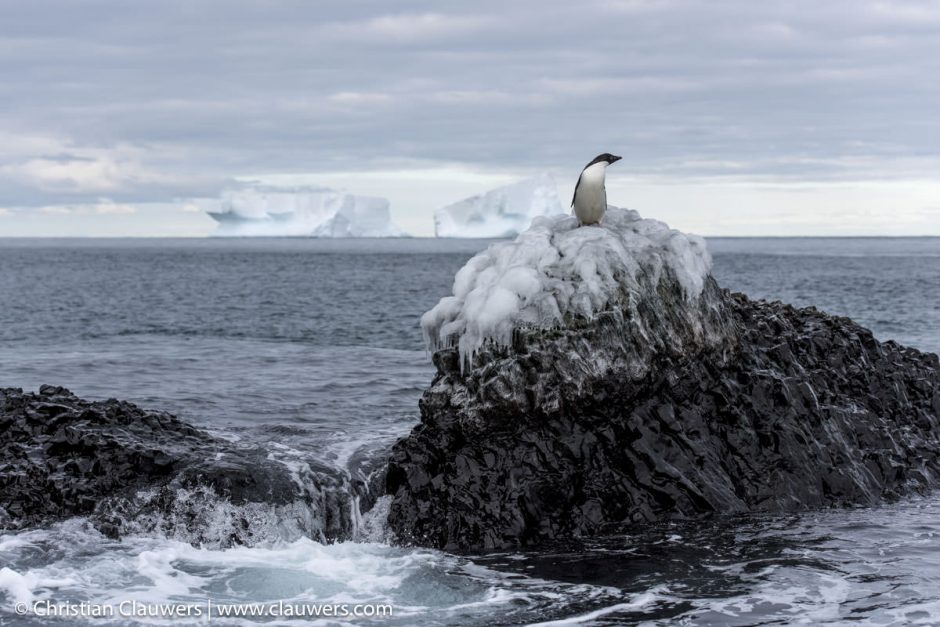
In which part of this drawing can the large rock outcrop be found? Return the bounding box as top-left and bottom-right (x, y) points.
(0, 386), (363, 546)
(386, 208), (940, 551)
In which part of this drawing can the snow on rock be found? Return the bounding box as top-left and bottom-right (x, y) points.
(421, 207), (712, 366)
(208, 185), (406, 237)
(434, 173), (564, 238)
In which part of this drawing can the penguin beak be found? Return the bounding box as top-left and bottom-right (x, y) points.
(609, 155), (622, 164)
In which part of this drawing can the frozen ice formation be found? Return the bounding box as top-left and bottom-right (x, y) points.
(208, 185), (406, 237)
(421, 207), (712, 366)
(434, 173), (564, 238)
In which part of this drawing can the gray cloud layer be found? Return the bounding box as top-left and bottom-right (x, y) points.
(1, 0), (939, 209)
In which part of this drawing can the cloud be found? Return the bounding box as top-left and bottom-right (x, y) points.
(0, 0), (938, 234)
(321, 12), (495, 44)
(39, 205), (74, 215)
(867, 1), (940, 24)
(92, 199), (137, 214)
(6, 154), (130, 193)
(37, 199), (137, 215)
(0, 132), (224, 207)
(328, 91), (394, 106)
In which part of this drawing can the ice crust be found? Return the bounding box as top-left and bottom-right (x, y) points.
(421, 207), (712, 367)
(209, 185), (405, 237)
(434, 173), (564, 238)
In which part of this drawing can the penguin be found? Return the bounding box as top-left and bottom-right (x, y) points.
(571, 153), (621, 225)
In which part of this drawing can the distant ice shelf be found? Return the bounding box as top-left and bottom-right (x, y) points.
(208, 185), (406, 237)
(434, 173), (564, 238)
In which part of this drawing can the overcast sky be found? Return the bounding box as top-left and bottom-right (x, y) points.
(1, 0), (939, 236)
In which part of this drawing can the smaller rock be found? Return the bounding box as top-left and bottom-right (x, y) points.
(0, 387), (367, 546)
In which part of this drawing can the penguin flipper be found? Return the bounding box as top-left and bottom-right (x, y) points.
(571, 171), (584, 207)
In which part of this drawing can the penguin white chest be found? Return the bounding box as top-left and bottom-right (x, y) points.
(573, 162), (608, 225)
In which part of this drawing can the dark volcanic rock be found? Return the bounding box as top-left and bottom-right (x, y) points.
(386, 282), (940, 551)
(0, 386), (358, 545)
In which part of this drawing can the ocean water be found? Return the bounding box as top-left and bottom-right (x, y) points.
(1, 236), (939, 626)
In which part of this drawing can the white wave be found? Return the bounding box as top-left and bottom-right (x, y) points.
(356, 496), (393, 544)
(526, 585), (670, 626)
(0, 520), (624, 626)
(108, 486), (330, 548)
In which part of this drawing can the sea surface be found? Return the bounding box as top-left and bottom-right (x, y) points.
(1, 236), (940, 626)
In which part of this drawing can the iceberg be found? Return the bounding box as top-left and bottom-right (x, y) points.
(208, 185), (406, 237)
(434, 173), (564, 238)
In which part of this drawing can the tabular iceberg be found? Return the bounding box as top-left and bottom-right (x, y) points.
(434, 173), (564, 238)
(208, 185), (406, 237)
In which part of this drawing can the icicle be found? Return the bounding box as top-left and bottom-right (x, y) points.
(420, 207), (712, 368)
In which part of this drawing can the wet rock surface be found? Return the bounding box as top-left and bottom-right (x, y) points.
(0, 386), (358, 545)
(386, 281), (940, 551)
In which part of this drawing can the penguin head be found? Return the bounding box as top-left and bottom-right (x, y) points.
(585, 153), (622, 168)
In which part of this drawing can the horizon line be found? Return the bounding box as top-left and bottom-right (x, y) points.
(3, 234), (940, 240)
